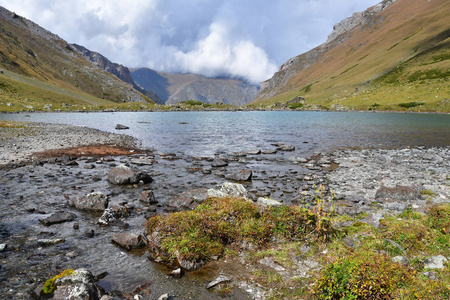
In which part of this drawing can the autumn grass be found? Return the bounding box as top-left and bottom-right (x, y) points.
(145, 198), (450, 299)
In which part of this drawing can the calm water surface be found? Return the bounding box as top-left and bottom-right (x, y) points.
(2, 111), (449, 155)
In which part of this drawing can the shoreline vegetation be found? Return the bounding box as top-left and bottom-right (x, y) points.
(0, 121), (449, 299)
(1, 99), (450, 114)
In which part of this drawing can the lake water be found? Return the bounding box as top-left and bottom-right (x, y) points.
(1, 111), (449, 155)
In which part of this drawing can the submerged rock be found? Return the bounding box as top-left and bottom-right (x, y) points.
(107, 164), (153, 185)
(39, 212), (77, 226)
(115, 124), (129, 130)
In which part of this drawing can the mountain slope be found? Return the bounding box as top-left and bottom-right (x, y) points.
(0, 6), (153, 111)
(131, 68), (259, 106)
(252, 0), (450, 112)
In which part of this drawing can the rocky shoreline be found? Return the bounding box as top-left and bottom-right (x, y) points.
(0, 122), (448, 299)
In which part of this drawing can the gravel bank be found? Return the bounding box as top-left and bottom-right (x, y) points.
(0, 122), (138, 167)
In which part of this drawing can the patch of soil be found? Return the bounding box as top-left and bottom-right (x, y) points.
(32, 144), (152, 159)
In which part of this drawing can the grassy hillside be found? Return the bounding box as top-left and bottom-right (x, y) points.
(251, 0), (450, 112)
(0, 7), (153, 112)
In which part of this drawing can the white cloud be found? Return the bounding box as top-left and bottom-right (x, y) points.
(0, 0), (382, 84)
(174, 22), (277, 83)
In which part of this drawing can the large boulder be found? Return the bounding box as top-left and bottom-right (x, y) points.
(50, 268), (104, 300)
(107, 164), (152, 185)
(69, 192), (108, 211)
(167, 188), (208, 211)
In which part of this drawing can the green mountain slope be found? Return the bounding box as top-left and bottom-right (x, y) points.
(0, 7), (153, 112)
(251, 0), (450, 112)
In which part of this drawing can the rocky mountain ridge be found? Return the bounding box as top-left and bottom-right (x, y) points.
(131, 68), (259, 106)
(253, 0), (449, 112)
(0, 6), (151, 106)
(259, 0), (397, 95)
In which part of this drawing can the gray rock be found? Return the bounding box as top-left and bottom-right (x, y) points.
(211, 159), (228, 167)
(375, 185), (422, 202)
(39, 212), (77, 226)
(247, 149), (261, 155)
(424, 255), (448, 269)
(225, 169), (252, 181)
(130, 157), (153, 165)
(262, 149), (277, 154)
(69, 192), (108, 211)
(98, 206), (126, 225)
(207, 189), (229, 198)
(277, 145), (295, 151)
(220, 182), (250, 200)
(0, 243), (6, 252)
(115, 124), (129, 130)
(259, 257), (286, 272)
(392, 256), (408, 266)
(168, 268), (184, 279)
(111, 233), (146, 250)
(206, 275), (232, 289)
(107, 164), (152, 185)
(37, 238), (65, 246)
(256, 197), (282, 207)
(167, 188), (208, 211)
(140, 190), (157, 204)
(52, 268), (105, 300)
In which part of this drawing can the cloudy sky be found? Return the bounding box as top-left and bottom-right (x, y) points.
(0, 0), (380, 84)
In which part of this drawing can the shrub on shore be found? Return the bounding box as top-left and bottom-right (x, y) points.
(144, 196), (334, 266)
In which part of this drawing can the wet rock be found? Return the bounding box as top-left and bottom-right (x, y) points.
(211, 159), (228, 167)
(37, 238), (65, 246)
(107, 164), (153, 185)
(98, 206), (126, 225)
(115, 124), (129, 130)
(256, 197), (282, 207)
(247, 149), (261, 155)
(111, 233), (147, 250)
(375, 185), (422, 202)
(206, 275), (232, 289)
(131, 157), (153, 166)
(225, 169), (252, 181)
(262, 149), (277, 154)
(84, 229), (95, 238)
(140, 190), (157, 204)
(51, 268), (105, 300)
(69, 191), (108, 212)
(167, 188), (208, 211)
(277, 144), (295, 151)
(424, 255), (448, 269)
(228, 152), (246, 157)
(167, 268), (184, 279)
(39, 212), (77, 226)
